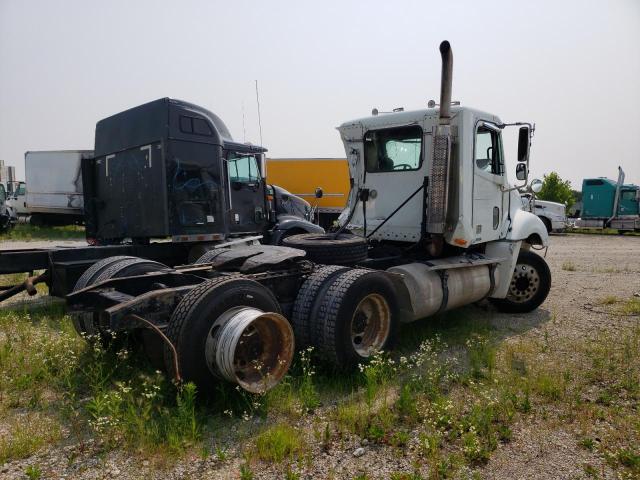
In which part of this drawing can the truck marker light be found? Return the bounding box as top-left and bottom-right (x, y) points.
(454, 238), (467, 246)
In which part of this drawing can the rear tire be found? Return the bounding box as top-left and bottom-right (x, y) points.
(311, 269), (398, 370)
(164, 278), (282, 391)
(283, 233), (367, 265)
(291, 265), (349, 349)
(490, 250), (551, 313)
(71, 257), (169, 344)
(71, 256), (136, 336)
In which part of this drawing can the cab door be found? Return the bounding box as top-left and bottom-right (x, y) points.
(225, 152), (267, 234)
(358, 125), (427, 242)
(472, 121), (505, 243)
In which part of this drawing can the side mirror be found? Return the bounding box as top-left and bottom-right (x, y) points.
(517, 126), (530, 163)
(315, 187), (324, 199)
(530, 179), (543, 193)
(516, 163), (528, 181)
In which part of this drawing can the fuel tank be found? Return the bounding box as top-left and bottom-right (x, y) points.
(388, 261), (499, 323)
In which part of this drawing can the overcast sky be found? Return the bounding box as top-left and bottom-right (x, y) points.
(1, 0), (639, 188)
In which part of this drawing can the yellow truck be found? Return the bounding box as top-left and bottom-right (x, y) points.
(266, 158), (350, 228)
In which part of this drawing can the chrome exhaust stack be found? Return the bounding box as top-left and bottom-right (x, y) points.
(426, 41), (454, 252)
(438, 41), (453, 125)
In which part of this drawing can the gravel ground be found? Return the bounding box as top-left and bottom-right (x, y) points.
(1, 234), (638, 479)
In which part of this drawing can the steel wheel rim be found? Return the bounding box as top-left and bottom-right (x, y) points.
(350, 293), (391, 357)
(205, 307), (294, 393)
(507, 262), (540, 303)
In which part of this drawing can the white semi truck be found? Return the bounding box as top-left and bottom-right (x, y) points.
(24, 41), (550, 396)
(24, 150), (91, 226)
(521, 192), (567, 233)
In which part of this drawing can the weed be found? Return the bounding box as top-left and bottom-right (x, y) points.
(336, 401), (368, 436)
(531, 371), (565, 401)
(298, 347), (320, 410)
(583, 463), (598, 477)
(0, 413), (61, 463)
(390, 430), (411, 448)
(24, 465), (42, 480)
(579, 437), (595, 451)
(215, 445), (228, 461)
(360, 350), (395, 409)
(396, 384), (418, 421)
(239, 463), (254, 480)
(466, 335), (496, 379)
(619, 298), (640, 315)
(390, 471), (425, 480)
(418, 431), (442, 458)
(254, 424), (305, 462)
(616, 448), (640, 472)
(561, 261), (576, 271)
(285, 466), (301, 480)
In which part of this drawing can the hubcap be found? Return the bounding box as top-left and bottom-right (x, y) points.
(350, 293), (391, 357)
(507, 263), (540, 303)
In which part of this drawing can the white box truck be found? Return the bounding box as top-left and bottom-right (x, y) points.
(25, 150), (92, 226)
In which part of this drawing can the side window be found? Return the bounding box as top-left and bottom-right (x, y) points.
(621, 190), (636, 201)
(364, 126), (422, 172)
(179, 116), (193, 134)
(475, 125), (503, 175)
(179, 116), (213, 136)
(193, 118), (213, 136)
(228, 154), (261, 183)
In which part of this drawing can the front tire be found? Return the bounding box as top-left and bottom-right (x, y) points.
(490, 250), (551, 313)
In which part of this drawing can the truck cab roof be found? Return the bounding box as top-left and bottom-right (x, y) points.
(337, 105), (502, 131)
(95, 98), (266, 157)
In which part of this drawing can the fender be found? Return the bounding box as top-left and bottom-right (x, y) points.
(507, 209), (549, 246)
(270, 215), (325, 244)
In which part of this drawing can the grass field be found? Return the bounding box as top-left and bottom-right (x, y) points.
(0, 224), (85, 241)
(0, 299), (637, 479)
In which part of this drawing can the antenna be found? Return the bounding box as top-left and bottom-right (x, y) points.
(255, 80), (263, 146)
(242, 101), (246, 143)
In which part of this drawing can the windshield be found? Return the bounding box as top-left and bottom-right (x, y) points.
(228, 153), (261, 183)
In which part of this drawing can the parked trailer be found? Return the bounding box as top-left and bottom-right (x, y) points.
(63, 41), (551, 396)
(266, 158), (350, 229)
(24, 150), (89, 226)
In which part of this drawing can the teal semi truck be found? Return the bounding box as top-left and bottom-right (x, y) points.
(576, 167), (640, 231)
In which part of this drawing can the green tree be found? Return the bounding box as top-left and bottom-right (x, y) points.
(537, 172), (575, 207)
